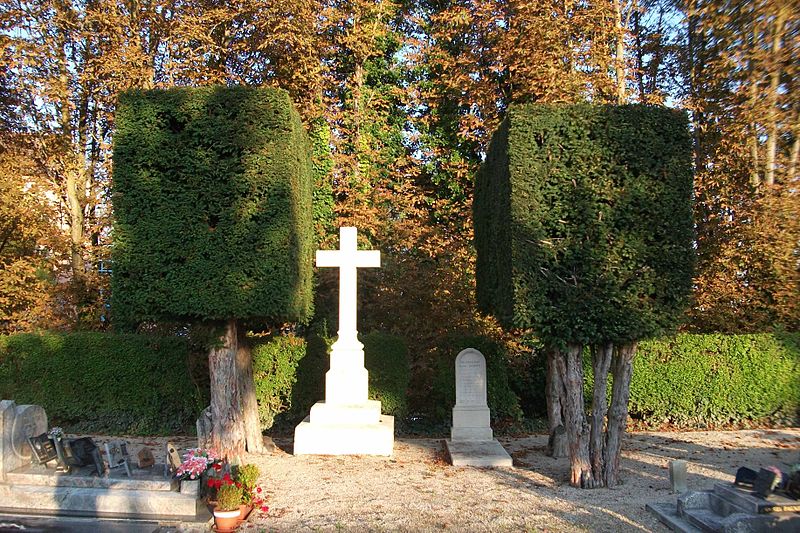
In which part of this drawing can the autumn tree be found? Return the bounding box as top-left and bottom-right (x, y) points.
(684, 0), (800, 331)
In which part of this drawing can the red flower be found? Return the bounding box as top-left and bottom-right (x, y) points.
(235, 482), (242, 489)
(206, 479), (214, 488)
(256, 487), (262, 493)
(213, 463), (222, 471)
(261, 506), (269, 512)
(222, 473), (232, 482)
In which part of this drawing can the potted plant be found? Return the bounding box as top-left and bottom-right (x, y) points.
(235, 464), (259, 518)
(213, 483), (244, 532)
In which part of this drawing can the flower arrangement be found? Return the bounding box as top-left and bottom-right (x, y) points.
(175, 447), (219, 481)
(48, 426), (64, 441)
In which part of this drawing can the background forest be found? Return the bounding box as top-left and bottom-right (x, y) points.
(1, 1), (798, 425)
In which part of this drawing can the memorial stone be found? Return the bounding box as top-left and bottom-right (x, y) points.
(445, 349), (512, 467)
(0, 400), (47, 481)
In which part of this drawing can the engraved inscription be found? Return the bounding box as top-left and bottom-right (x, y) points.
(455, 350), (487, 407)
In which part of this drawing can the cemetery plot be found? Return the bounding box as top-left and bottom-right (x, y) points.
(0, 400), (205, 521)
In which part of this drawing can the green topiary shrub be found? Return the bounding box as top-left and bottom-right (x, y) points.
(430, 336), (523, 426)
(0, 332), (204, 434)
(111, 86), (314, 328)
(363, 331), (410, 420)
(475, 103), (694, 345)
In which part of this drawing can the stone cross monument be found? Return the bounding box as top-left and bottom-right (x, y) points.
(294, 227), (394, 455)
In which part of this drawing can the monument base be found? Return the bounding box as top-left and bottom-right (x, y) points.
(294, 407), (394, 456)
(445, 439), (513, 467)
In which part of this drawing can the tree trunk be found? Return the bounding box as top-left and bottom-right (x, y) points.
(236, 327), (267, 454)
(613, 0), (626, 104)
(603, 341), (637, 487)
(546, 349), (568, 458)
(209, 320), (246, 461)
(590, 342), (613, 482)
(764, 6), (788, 186)
(555, 343), (595, 488)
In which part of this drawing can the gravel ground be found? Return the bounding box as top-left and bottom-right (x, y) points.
(203, 428), (800, 532)
(76, 428), (800, 532)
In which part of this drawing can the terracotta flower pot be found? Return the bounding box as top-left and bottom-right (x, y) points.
(213, 509), (241, 532)
(238, 504), (253, 521)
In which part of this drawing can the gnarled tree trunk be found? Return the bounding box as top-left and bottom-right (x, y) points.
(603, 342), (637, 487)
(236, 327), (267, 454)
(208, 319), (268, 460)
(555, 343), (596, 488)
(209, 320), (246, 461)
(590, 342), (613, 482)
(546, 349), (568, 457)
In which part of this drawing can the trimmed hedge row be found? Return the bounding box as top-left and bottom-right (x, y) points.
(581, 333), (800, 427)
(0, 332), (205, 434)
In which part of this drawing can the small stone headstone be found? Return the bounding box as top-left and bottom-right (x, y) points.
(0, 400), (48, 480)
(445, 349), (512, 467)
(137, 448), (155, 469)
(754, 468), (779, 498)
(451, 348), (492, 441)
(669, 460), (688, 493)
(104, 440), (132, 477)
(166, 441), (182, 473)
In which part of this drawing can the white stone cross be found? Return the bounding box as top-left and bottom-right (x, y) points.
(316, 227), (380, 350)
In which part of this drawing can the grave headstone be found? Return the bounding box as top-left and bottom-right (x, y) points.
(445, 349), (512, 467)
(166, 441), (182, 473)
(452, 348), (492, 441)
(104, 440), (132, 477)
(293, 227), (394, 456)
(0, 400), (47, 481)
(669, 460), (688, 493)
(137, 448), (155, 469)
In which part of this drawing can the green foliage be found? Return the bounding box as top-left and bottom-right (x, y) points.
(252, 335), (307, 430)
(215, 483), (243, 511)
(309, 118), (335, 241)
(363, 331), (410, 420)
(112, 86), (314, 327)
(430, 336), (524, 425)
(583, 333), (800, 427)
(475, 104), (694, 346)
(0, 332), (204, 434)
(235, 463), (259, 492)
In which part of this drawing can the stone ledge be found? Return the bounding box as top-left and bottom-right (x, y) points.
(445, 439), (513, 467)
(0, 483), (199, 520)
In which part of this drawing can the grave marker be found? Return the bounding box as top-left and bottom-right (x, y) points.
(294, 227), (394, 456)
(445, 349), (512, 467)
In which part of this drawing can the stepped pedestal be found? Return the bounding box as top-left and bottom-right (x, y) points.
(648, 482), (800, 532)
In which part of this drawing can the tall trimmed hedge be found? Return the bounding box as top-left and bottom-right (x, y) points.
(112, 87), (314, 326)
(475, 104), (694, 344)
(0, 332), (204, 434)
(625, 333), (800, 427)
